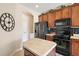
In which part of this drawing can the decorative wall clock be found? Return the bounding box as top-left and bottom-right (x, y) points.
(0, 13), (15, 32)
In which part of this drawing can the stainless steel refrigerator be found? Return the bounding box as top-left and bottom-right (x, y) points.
(35, 21), (48, 39)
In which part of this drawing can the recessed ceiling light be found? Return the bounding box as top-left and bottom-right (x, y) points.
(35, 4), (39, 8)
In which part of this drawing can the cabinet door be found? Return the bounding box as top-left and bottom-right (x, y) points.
(46, 35), (53, 41)
(47, 12), (56, 28)
(71, 39), (79, 56)
(39, 15), (43, 22)
(24, 48), (35, 56)
(62, 7), (72, 18)
(43, 14), (48, 21)
(72, 5), (79, 26)
(56, 10), (62, 19)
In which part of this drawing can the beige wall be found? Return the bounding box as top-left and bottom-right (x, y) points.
(0, 4), (23, 56)
(0, 4), (39, 56)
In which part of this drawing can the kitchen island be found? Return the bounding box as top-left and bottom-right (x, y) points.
(23, 38), (57, 56)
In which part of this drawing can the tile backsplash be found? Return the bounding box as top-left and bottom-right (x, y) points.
(48, 27), (79, 35)
(72, 28), (79, 34)
(48, 28), (55, 33)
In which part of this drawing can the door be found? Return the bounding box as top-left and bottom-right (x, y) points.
(71, 39), (79, 56)
(22, 14), (30, 41)
(43, 14), (48, 21)
(56, 10), (62, 20)
(62, 7), (72, 18)
(72, 5), (79, 26)
(47, 12), (56, 28)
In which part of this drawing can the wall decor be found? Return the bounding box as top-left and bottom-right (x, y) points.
(0, 13), (15, 32)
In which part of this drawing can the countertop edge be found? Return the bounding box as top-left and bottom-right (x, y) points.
(23, 45), (38, 56)
(71, 36), (79, 39)
(43, 42), (57, 56)
(23, 39), (57, 56)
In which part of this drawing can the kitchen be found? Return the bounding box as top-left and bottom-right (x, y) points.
(32, 3), (79, 56)
(0, 3), (79, 56)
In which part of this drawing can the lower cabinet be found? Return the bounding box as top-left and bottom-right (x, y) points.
(24, 48), (35, 56)
(46, 35), (54, 41)
(71, 39), (79, 56)
(23, 46), (56, 56)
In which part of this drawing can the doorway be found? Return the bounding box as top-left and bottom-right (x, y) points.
(22, 13), (33, 42)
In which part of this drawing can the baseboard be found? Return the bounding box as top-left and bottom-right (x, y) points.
(10, 48), (23, 56)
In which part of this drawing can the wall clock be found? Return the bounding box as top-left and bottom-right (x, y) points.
(0, 13), (15, 32)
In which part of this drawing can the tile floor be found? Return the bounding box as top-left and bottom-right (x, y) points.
(14, 49), (63, 56)
(56, 53), (63, 56)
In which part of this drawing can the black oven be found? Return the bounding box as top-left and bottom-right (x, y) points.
(54, 18), (71, 56)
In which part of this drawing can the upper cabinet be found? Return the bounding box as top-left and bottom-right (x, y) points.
(43, 14), (48, 21)
(62, 7), (72, 18)
(39, 15), (43, 22)
(47, 12), (56, 28)
(39, 14), (48, 22)
(56, 10), (62, 19)
(39, 4), (79, 27)
(72, 5), (79, 26)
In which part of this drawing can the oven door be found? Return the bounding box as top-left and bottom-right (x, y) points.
(54, 39), (70, 55)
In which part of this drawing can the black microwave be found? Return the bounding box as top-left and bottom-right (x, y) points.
(55, 18), (71, 27)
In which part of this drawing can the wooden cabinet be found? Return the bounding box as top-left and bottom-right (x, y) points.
(71, 39), (79, 56)
(46, 35), (53, 41)
(39, 14), (48, 22)
(47, 12), (56, 28)
(62, 7), (72, 18)
(39, 15), (43, 22)
(72, 5), (79, 26)
(24, 48), (35, 56)
(46, 33), (55, 41)
(39, 4), (79, 27)
(43, 14), (48, 21)
(56, 10), (62, 19)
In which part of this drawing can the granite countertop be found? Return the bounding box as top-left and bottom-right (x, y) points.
(71, 34), (79, 39)
(71, 36), (79, 39)
(46, 33), (56, 36)
(23, 38), (57, 56)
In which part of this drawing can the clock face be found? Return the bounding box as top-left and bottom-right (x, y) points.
(0, 13), (15, 32)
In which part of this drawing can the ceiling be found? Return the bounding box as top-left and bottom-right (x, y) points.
(21, 3), (72, 14)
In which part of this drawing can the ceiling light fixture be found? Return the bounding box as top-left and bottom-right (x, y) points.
(35, 4), (39, 8)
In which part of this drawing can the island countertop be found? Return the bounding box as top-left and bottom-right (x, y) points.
(23, 38), (57, 56)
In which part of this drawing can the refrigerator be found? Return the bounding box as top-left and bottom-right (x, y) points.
(35, 21), (48, 39)
(35, 22), (39, 38)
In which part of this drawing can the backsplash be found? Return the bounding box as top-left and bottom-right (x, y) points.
(48, 27), (79, 35)
(48, 28), (54, 33)
(72, 28), (79, 34)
